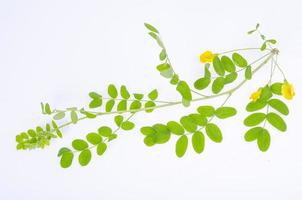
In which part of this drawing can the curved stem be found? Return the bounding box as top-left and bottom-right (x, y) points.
(218, 47), (269, 55)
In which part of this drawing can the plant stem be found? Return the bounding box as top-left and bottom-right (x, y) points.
(218, 48), (269, 55)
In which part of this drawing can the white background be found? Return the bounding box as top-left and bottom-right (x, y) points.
(0, 0), (301, 199)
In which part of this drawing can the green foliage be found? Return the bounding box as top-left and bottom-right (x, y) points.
(192, 131), (205, 154)
(215, 107), (237, 119)
(271, 82), (282, 95)
(205, 123), (222, 143)
(141, 105), (236, 157)
(232, 53), (248, 67)
(266, 112), (287, 132)
(177, 81), (192, 104)
(17, 23), (292, 168)
(244, 113), (266, 126)
(213, 56), (225, 76)
(176, 135), (188, 158)
(212, 77), (225, 94)
(243, 83), (290, 151)
(268, 99), (289, 115)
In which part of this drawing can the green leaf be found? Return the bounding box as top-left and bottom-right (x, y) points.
(86, 133), (102, 145)
(45, 103), (51, 114)
(145, 101), (156, 113)
(180, 116), (197, 133)
(80, 109), (96, 119)
(167, 121), (184, 135)
(108, 84), (118, 98)
(98, 126), (112, 137)
(159, 49), (166, 61)
(205, 123), (222, 143)
(52, 120), (62, 138)
(267, 39), (277, 44)
(212, 56), (225, 76)
(57, 147), (71, 157)
(257, 129), (270, 152)
(215, 107), (237, 119)
(144, 23), (159, 33)
(121, 121), (135, 130)
(89, 93), (102, 108)
(105, 99), (115, 112)
(60, 151), (74, 168)
(188, 114), (207, 126)
(259, 85), (272, 102)
(194, 77), (211, 90)
(114, 115), (124, 127)
(153, 124), (171, 144)
(78, 149), (92, 166)
(89, 92), (101, 99)
(271, 82), (282, 95)
(97, 143), (107, 156)
(28, 129), (36, 137)
(244, 113), (266, 127)
(140, 126), (156, 136)
(197, 105), (215, 117)
(266, 112), (287, 132)
(130, 100), (142, 111)
(170, 74), (179, 85)
(40, 102), (45, 114)
(148, 32), (157, 40)
(70, 111), (78, 124)
(221, 56), (235, 72)
(133, 93), (144, 100)
(260, 42), (267, 51)
(244, 127), (263, 142)
(53, 112), (65, 120)
(157, 63), (173, 78)
(176, 135), (188, 158)
(144, 135), (156, 147)
(176, 81), (192, 101)
(192, 131), (205, 154)
(120, 85), (130, 99)
(246, 101), (267, 112)
(232, 53), (247, 67)
(224, 72), (238, 84)
(245, 66), (252, 80)
(268, 99), (289, 115)
(148, 89), (158, 100)
(117, 100), (127, 112)
(212, 77), (225, 94)
(72, 139), (88, 151)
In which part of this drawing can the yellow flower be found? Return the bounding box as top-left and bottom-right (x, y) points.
(282, 81), (295, 100)
(250, 88), (262, 102)
(200, 51), (215, 63)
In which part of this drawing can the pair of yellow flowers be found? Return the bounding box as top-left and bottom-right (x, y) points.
(199, 51), (295, 101)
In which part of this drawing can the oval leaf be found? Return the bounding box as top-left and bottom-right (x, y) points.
(78, 149), (92, 166)
(176, 135), (188, 158)
(268, 99), (289, 115)
(192, 131), (205, 154)
(205, 123), (222, 143)
(244, 113), (266, 127)
(266, 112), (287, 132)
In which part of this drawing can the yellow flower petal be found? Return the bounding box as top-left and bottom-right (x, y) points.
(250, 88), (262, 102)
(200, 51), (214, 63)
(282, 82), (295, 100)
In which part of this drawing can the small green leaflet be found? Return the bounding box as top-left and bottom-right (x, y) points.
(175, 135), (188, 158)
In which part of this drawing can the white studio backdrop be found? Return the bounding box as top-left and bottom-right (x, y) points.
(0, 0), (301, 199)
